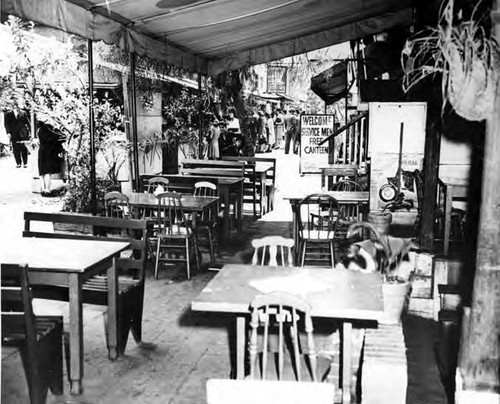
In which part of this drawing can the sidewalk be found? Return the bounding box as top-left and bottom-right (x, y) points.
(0, 150), (446, 404)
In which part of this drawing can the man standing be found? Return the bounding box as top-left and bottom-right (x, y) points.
(4, 108), (31, 167)
(284, 109), (298, 154)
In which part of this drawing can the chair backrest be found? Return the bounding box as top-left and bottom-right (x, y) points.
(193, 181), (217, 197)
(1, 264), (37, 355)
(104, 191), (131, 218)
(206, 379), (335, 404)
(297, 194), (339, 240)
(156, 192), (189, 235)
(321, 166), (358, 189)
(333, 179), (361, 191)
(147, 177), (170, 193)
(251, 236), (294, 267)
(249, 292), (317, 382)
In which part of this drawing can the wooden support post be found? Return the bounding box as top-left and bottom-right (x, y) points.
(87, 39), (96, 214)
(459, 2), (500, 392)
(419, 120), (440, 249)
(129, 52), (140, 191)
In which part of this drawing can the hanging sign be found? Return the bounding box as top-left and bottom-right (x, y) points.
(299, 114), (333, 174)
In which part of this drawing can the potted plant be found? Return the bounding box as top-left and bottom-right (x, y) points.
(347, 221), (413, 325)
(401, 0), (499, 122)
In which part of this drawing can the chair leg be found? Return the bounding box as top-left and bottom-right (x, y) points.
(154, 238), (161, 280)
(193, 235), (200, 273)
(20, 346), (48, 404)
(301, 241), (307, 267)
(185, 238), (191, 280)
(130, 287), (144, 344)
(45, 324), (64, 395)
(207, 227), (215, 263)
(329, 241), (336, 268)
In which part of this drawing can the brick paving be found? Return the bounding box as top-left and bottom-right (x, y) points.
(0, 151), (446, 403)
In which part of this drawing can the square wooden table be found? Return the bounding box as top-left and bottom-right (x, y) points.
(1, 237), (130, 395)
(284, 191), (370, 263)
(191, 264), (383, 403)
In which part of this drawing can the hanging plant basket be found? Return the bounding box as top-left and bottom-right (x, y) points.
(402, 0), (499, 122)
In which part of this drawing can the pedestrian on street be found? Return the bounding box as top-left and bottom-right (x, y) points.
(36, 120), (65, 196)
(4, 108), (31, 168)
(284, 109), (298, 154)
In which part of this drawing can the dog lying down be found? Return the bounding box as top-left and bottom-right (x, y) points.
(336, 236), (415, 280)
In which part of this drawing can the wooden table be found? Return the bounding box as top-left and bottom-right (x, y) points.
(254, 161), (274, 215)
(158, 174), (244, 240)
(284, 191), (370, 262)
(438, 177), (468, 255)
(125, 191), (219, 228)
(191, 264), (383, 403)
(0, 238), (130, 395)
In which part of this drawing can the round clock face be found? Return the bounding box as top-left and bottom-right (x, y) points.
(379, 184), (397, 202)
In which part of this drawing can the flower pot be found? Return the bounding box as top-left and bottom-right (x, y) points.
(367, 211), (392, 237)
(380, 281), (411, 325)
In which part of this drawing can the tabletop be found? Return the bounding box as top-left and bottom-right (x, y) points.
(0, 238), (130, 273)
(284, 191), (369, 203)
(161, 173), (244, 186)
(125, 192), (219, 211)
(192, 264), (383, 321)
(254, 162), (274, 174)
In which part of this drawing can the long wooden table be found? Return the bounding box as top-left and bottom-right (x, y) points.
(0, 237), (130, 395)
(191, 264), (383, 404)
(438, 177), (468, 255)
(284, 191), (370, 262)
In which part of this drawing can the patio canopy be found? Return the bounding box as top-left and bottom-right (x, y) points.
(1, 0), (415, 75)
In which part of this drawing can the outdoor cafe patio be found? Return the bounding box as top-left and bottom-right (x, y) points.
(2, 150), (450, 404)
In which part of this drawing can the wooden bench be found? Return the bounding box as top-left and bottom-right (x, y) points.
(23, 211), (147, 355)
(180, 159), (246, 179)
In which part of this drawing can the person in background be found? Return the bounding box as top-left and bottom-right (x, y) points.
(226, 108), (240, 133)
(208, 118), (221, 160)
(274, 108), (285, 149)
(257, 109), (267, 152)
(266, 112), (275, 152)
(36, 120), (64, 196)
(284, 109), (298, 154)
(4, 107), (31, 168)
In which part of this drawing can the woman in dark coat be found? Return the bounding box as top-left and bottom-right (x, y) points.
(37, 121), (64, 196)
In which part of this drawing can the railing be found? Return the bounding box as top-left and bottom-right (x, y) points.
(319, 111), (369, 166)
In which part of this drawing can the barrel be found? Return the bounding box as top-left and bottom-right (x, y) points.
(367, 211), (392, 237)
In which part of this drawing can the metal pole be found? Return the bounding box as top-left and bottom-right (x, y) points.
(88, 39), (96, 214)
(198, 74), (203, 158)
(129, 52), (140, 191)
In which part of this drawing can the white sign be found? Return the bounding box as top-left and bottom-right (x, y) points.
(299, 114), (333, 174)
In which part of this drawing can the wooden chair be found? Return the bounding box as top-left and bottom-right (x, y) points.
(206, 379), (335, 404)
(251, 236), (294, 267)
(249, 292), (318, 382)
(193, 181), (219, 262)
(1, 264), (64, 404)
(146, 177), (170, 194)
(23, 211), (148, 356)
(154, 191), (200, 280)
(297, 194), (340, 268)
(333, 180), (362, 236)
(320, 166), (358, 190)
(104, 191), (132, 218)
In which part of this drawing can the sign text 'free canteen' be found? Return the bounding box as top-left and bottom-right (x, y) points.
(300, 114), (334, 173)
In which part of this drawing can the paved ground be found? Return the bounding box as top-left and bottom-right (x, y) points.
(0, 150), (446, 403)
